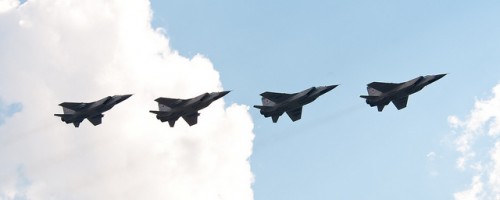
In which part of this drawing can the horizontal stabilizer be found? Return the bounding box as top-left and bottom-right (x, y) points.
(360, 95), (378, 100)
(54, 114), (73, 124)
(149, 110), (165, 115)
(54, 114), (72, 117)
(150, 110), (175, 119)
(253, 105), (272, 110)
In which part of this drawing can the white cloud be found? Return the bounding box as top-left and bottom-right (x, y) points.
(427, 151), (436, 161)
(426, 151), (440, 177)
(0, 0), (255, 200)
(0, 0), (19, 13)
(490, 142), (500, 198)
(454, 176), (484, 200)
(449, 84), (500, 199)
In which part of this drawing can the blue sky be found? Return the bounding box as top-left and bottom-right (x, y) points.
(150, 0), (500, 199)
(0, 100), (22, 125)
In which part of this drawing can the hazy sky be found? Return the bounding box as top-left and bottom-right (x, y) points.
(0, 0), (254, 199)
(1, 0), (500, 199)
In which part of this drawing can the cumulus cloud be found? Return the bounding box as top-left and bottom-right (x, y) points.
(454, 176), (484, 200)
(449, 84), (500, 199)
(0, 0), (19, 13)
(0, 0), (254, 200)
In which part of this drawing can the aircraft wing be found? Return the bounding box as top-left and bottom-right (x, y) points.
(182, 112), (200, 126)
(87, 114), (103, 126)
(367, 82), (401, 93)
(155, 97), (186, 107)
(260, 92), (293, 103)
(392, 96), (408, 110)
(286, 107), (302, 122)
(59, 102), (87, 111)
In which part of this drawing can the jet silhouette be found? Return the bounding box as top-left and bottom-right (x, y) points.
(55, 94), (132, 127)
(254, 85), (338, 123)
(360, 74), (446, 111)
(150, 91), (230, 127)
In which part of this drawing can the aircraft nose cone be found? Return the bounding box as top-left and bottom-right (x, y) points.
(322, 84), (338, 92)
(326, 84), (339, 90)
(121, 94), (133, 100)
(211, 91), (231, 100)
(434, 73), (447, 80)
(219, 90), (231, 97)
(114, 94), (132, 104)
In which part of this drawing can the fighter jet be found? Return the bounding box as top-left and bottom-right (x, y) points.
(150, 91), (230, 127)
(253, 85), (338, 123)
(54, 94), (132, 127)
(360, 74), (446, 112)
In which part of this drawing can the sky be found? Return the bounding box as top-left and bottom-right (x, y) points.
(1, 0), (500, 200)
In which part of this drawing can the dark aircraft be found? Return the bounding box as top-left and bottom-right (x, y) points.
(54, 94), (132, 127)
(360, 74), (446, 111)
(150, 91), (230, 127)
(253, 85), (338, 123)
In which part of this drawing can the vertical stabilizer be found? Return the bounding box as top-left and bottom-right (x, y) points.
(367, 87), (383, 96)
(272, 115), (279, 123)
(262, 97), (276, 106)
(63, 107), (76, 114)
(377, 105), (385, 112)
(158, 104), (172, 112)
